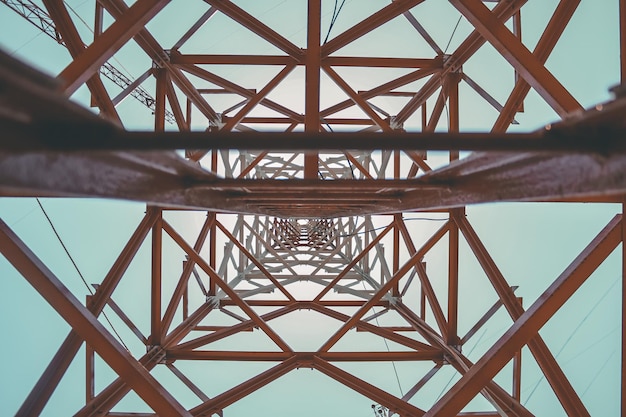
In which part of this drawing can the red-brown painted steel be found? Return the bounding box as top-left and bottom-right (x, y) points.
(426, 215), (622, 416)
(0, 219), (192, 417)
(0, 1), (622, 416)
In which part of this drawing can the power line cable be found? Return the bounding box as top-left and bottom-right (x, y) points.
(523, 275), (620, 405)
(444, 15), (462, 54)
(337, 217), (447, 238)
(360, 281), (404, 398)
(36, 198), (131, 352)
(323, 0), (347, 44)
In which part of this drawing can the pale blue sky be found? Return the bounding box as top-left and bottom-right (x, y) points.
(0, 1), (623, 416)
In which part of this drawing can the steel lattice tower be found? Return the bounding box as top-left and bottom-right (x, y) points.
(0, 1), (625, 416)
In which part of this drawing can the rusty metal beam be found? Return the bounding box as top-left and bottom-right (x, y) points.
(395, 0), (527, 124)
(449, 0), (582, 117)
(167, 350), (442, 362)
(97, 0), (220, 124)
(41, 0), (121, 124)
(189, 357), (299, 416)
(0, 219), (192, 417)
(59, 0), (170, 94)
(492, 0), (580, 132)
(13, 210), (157, 417)
(203, 0), (302, 59)
(222, 64), (296, 131)
(322, 0), (426, 57)
(425, 215), (622, 417)
(75, 301), (215, 417)
(313, 357), (426, 417)
(162, 220), (293, 352)
(457, 215), (591, 416)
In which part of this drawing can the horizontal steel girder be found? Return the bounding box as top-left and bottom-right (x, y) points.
(1, 150), (625, 217)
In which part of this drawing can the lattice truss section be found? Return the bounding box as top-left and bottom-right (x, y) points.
(1, 208), (621, 417)
(0, 0), (624, 417)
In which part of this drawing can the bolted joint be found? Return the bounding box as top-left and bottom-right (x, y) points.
(205, 295), (221, 308)
(146, 345), (167, 364)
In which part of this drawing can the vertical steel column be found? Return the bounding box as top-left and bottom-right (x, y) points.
(393, 151), (401, 295)
(151, 68), (165, 345)
(155, 68), (167, 131)
(186, 98), (192, 126)
(513, 297), (523, 402)
(512, 10), (524, 112)
(85, 296), (95, 403)
(305, 0), (321, 178)
(150, 207), (163, 345)
(209, 212), (217, 295)
(447, 72), (461, 346)
(90, 2), (104, 108)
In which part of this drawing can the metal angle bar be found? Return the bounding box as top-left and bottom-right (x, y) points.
(425, 80), (449, 132)
(13, 210), (158, 417)
(215, 220), (296, 301)
(59, 0), (171, 94)
(320, 66), (439, 118)
(322, 0), (426, 57)
(165, 75), (189, 131)
(168, 350), (442, 362)
(191, 265), (209, 296)
(318, 237), (440, 352)
(174, 304), (298, 351)
(397, 220), (450, 337)
(41, 0), (121, 123)
(190, 357), (298, 416)
(222, 64), (297, 131)
(203, 0), (303, 59)
(92, 284), (148, 344)
(150, 207), (163, 345)
(323, 56), (442, 68)
(179, 63), (302, 122)
(394, 0), (527, 125)
(172, 6), (217, 50)
(323, 65), (393, 132)
(171, 52), (296, 66)
(344, 152), (374, 179)
(97, 0), (219, 124)
(401, 9), (443, 55)
(75, 302), (215, 417)
(166, 363), (212, 403)
(395, 303), (535, 417)
(162, 220), (293, 352)
(448, 0), (582, 117)
(304, 0), (321, 177)
(312, 357), (426, 416)
(111, 68), (152, 105)
(219, 307), (248, 323)
(0, 219), (191, 417)
(161, 214), (214, 336)
(314, 221), (395, 301)
(456, 215), (591, 416)
(462, 72), (518, 124)
(461, 286), (519, 344)
(398, 364), (443, 408)
(425, 215), (622, 417)
(305, 303), (438, 352)
(492, 0), (580, 132)
(238, 151), (269, 178)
